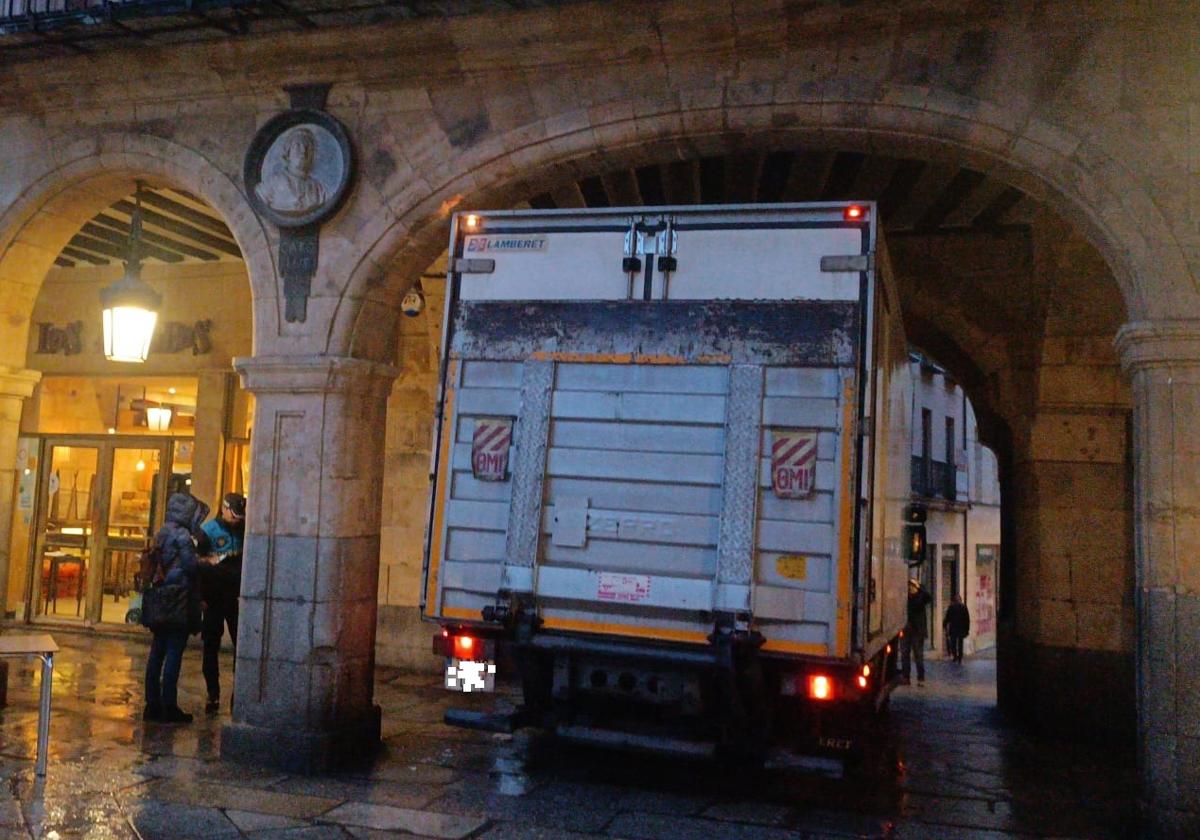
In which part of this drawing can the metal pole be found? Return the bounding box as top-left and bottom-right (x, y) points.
(35, 652), (52, 776)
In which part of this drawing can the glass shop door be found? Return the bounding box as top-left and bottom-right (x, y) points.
(29, 437), (175, 626)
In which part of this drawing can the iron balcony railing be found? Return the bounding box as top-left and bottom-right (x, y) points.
(911, 456), (958, 501)
(1, 0), (585, 58)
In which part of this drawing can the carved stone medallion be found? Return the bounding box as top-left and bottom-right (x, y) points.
(244, 86), (355, 322)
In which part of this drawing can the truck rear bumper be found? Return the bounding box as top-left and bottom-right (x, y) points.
(436, 624), (899, 762)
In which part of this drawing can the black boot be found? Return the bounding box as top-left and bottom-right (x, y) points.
(142, 705), (161, 722)
(162, 707), (194, 724)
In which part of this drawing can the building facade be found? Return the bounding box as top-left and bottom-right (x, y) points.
(909, 353), (1001, 659)
(2, 1), (1199, 832)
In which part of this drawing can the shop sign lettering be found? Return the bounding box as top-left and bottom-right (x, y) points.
(35, 322), (83, 356)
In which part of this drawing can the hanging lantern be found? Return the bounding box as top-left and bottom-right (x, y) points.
(101, 183), (161, 363)
(145, 405), (173, 431)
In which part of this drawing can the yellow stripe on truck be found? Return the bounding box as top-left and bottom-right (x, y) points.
(542, 616), (710, 645)
(761, 639), (830, 656)
(834, 373), (856, 658)
(424, 358), (459, 617)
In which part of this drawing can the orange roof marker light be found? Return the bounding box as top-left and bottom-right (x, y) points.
(844, 204), (866, 222)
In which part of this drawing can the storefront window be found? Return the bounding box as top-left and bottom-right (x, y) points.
(33, 377), (198, 436)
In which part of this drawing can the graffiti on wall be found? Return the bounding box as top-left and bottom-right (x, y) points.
(975, 545), (998, 635)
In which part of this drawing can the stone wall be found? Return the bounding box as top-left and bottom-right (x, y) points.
(377, 276), (443, 671)
(27, 260), (251, 377)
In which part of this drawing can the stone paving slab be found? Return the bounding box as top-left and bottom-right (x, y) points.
(148, 778), (342, 819)
(267, 774), (448, 810)
(702, 800), (793, 825)
(605, 811), (810, 840)
(0, 633), (1141, 840)
(129, 801), (242, 839)
(322, 800), (488, 838)
(225, 808), (312, 832)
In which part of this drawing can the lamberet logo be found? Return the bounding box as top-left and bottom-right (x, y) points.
(464, 235), (548, 253)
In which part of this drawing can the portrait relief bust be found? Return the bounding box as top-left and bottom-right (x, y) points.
(255, 127), (328, 217)
(244, 101), (355, 322)
(245, 112), (352, 229)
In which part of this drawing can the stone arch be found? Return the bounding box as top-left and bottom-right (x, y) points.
(0, 131), (277, 363)
(334, 84), (1192, 362)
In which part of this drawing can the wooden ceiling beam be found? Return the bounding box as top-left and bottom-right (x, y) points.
(973, 186), (1027, 228)
(550, 182), (588, 209)
(847, 156), (900, 204)
(635, 166), (666, 206)
(67, 234), (130, 261)
(663, 160), (700, 205)
(724, 153), (764, 204)
(601, 169), (642, 207)
(111, 201), (242, 257)
(940, 176), (1014, 228)
(884, 162), (960, 231)
(92, 214), (220, 261)
(780, 151), (835, 202)
(914, 168), (986, 231)
(820, 152), (867, 201)
(61, 246), (109, 265)
(139, 190), (235, 239)
(80, 222), (184, 263)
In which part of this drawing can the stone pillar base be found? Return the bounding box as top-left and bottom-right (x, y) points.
(220, 705), (382, 774)
(1143, 805), (1200, 839)
(1000, 634), (1135, 753)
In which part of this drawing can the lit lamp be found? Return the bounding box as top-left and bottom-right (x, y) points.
(146, 405), (172, 431)
(101, 183), (161, 363)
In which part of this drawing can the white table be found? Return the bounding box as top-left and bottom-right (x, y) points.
(0, 634), (58, 776)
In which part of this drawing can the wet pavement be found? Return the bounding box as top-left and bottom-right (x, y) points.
(0, 631), (1137, 839)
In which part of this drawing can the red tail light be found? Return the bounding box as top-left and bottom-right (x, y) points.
(453, 635), (477, 659)
(807, 674), (835, 701)
(844, 204), (866, 221)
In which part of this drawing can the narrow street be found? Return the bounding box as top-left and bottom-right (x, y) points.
(0, 632), (1136, 839)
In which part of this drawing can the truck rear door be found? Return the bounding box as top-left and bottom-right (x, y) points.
(423, 206), (874, 660)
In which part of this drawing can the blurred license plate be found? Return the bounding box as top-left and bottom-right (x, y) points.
(445, 658), (496, 693)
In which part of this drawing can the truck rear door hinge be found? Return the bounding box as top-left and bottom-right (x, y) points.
(821, 253), (874, 273)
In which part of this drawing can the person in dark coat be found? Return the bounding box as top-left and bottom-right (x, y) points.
(143, 492), (208, 724)
(943, 593), (971, 664)
(198, 492), (245, 713)
(902, 578), (933, 685)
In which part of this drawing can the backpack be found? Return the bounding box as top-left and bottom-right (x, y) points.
(137, 541), (165, 590)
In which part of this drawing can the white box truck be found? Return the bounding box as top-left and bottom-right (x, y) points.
(422, 202), (925, 762)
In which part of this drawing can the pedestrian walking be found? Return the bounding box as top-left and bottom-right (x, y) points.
(198, 492), (246, 713)
(942, 593), (971, 664)
(143, 492), (208, 724)
(901, 578), (932, 685)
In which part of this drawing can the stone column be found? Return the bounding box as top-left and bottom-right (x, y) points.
(191, 369), (233, 509)
(1116, 321), (1200, 837)
(0, 368), (40, 617)
(1001, 406), (1136, 745)
(221, 355), (397, 772)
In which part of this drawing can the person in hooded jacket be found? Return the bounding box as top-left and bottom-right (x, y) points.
(197, 492), (245, 713)
(143, 492), (209, 724)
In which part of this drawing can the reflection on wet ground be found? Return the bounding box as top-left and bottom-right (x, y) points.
(0, 633), (1136, 838)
